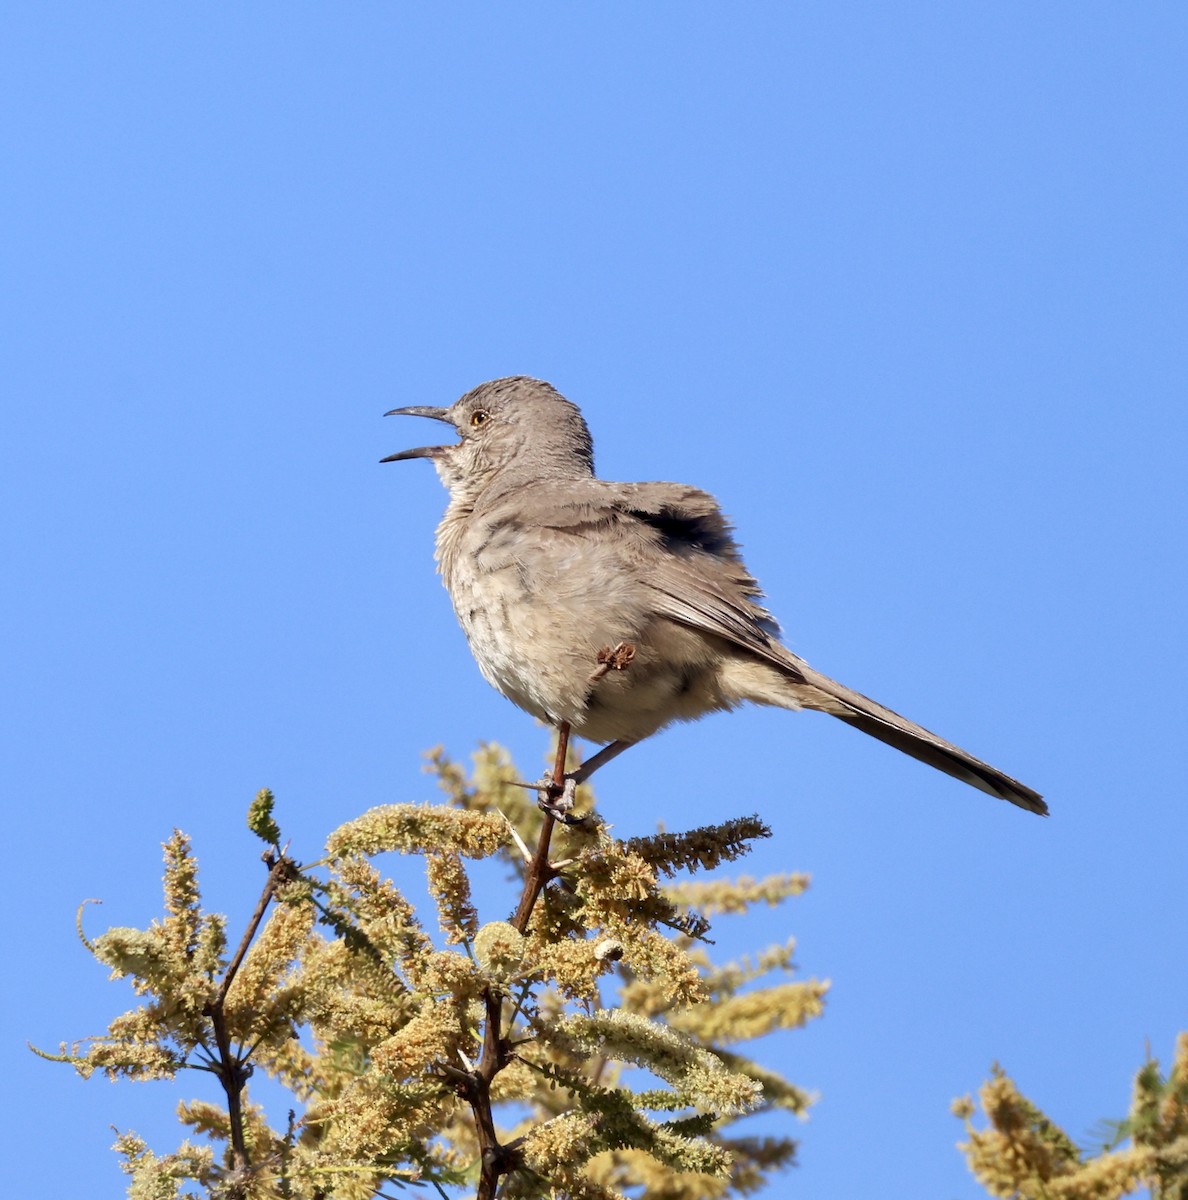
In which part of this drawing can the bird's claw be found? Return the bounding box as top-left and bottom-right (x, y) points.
(535, 774), (583, 823)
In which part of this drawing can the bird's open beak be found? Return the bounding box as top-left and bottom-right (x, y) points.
(381, 405), (456, 463)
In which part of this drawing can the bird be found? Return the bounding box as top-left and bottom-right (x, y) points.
(382, 376), (1045, 816)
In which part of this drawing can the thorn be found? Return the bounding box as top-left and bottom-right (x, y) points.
(499, 810), (534, 863)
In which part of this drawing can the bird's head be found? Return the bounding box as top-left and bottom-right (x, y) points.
(382, 376), (595, 500)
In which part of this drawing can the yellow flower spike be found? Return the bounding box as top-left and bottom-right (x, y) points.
(474, 921), (527, 982)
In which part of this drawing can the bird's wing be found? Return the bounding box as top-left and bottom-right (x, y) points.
(595, 481), (803, 672)
(605, 484), (1047, 813)
(481, 478), (786, 659)
(523, 480), (1046, 813)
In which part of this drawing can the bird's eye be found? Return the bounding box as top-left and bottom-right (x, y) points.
(470, 410), (491, 428)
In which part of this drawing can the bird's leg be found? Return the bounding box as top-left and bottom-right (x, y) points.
(567, 738), (635, 786)
(588, 641), (637, 682)
(528, 737), (637, 818)
(534, 643), (638, 819)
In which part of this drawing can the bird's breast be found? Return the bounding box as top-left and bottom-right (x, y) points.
(433, 507), (736, 742)
(435, 509), (583, 726)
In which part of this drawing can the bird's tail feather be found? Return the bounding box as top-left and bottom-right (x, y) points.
(795, 666), (1047, 815)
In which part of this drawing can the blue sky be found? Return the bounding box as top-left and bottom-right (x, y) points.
(4, 5), (1186, 1197)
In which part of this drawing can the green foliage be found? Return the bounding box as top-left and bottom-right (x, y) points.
(957, 1039), (1188, 1199)
(246, 789), (281, 848)
(45, 739), (1188, 1198)
(43, 743), (823, 1200)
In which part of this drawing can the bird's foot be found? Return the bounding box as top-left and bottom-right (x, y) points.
(588, 641), (637, 684)
(534, 774), (584, 824)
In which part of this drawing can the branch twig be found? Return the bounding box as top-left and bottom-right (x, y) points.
(510, 721), (569, 934)
(470, 723), (571, 1200)
(217, 853), (292, 1007)
(204, 851), (294, 1186)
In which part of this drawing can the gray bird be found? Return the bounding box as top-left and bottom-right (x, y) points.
(383, 376), (1045, 816)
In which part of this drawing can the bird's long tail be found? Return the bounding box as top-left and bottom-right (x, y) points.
(790, 663), (1047, 815)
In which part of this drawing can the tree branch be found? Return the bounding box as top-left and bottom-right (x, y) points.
(472, 723), (571, 1200)
(204, 850), (295, 1187)
(510, 721), (569, 935)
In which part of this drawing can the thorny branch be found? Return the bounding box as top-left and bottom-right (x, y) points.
(203, 850), (295, 1187)
(511, 721), (570, 935)
(461, 722), (571, 1200)
(464, 642), (638, 1197)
